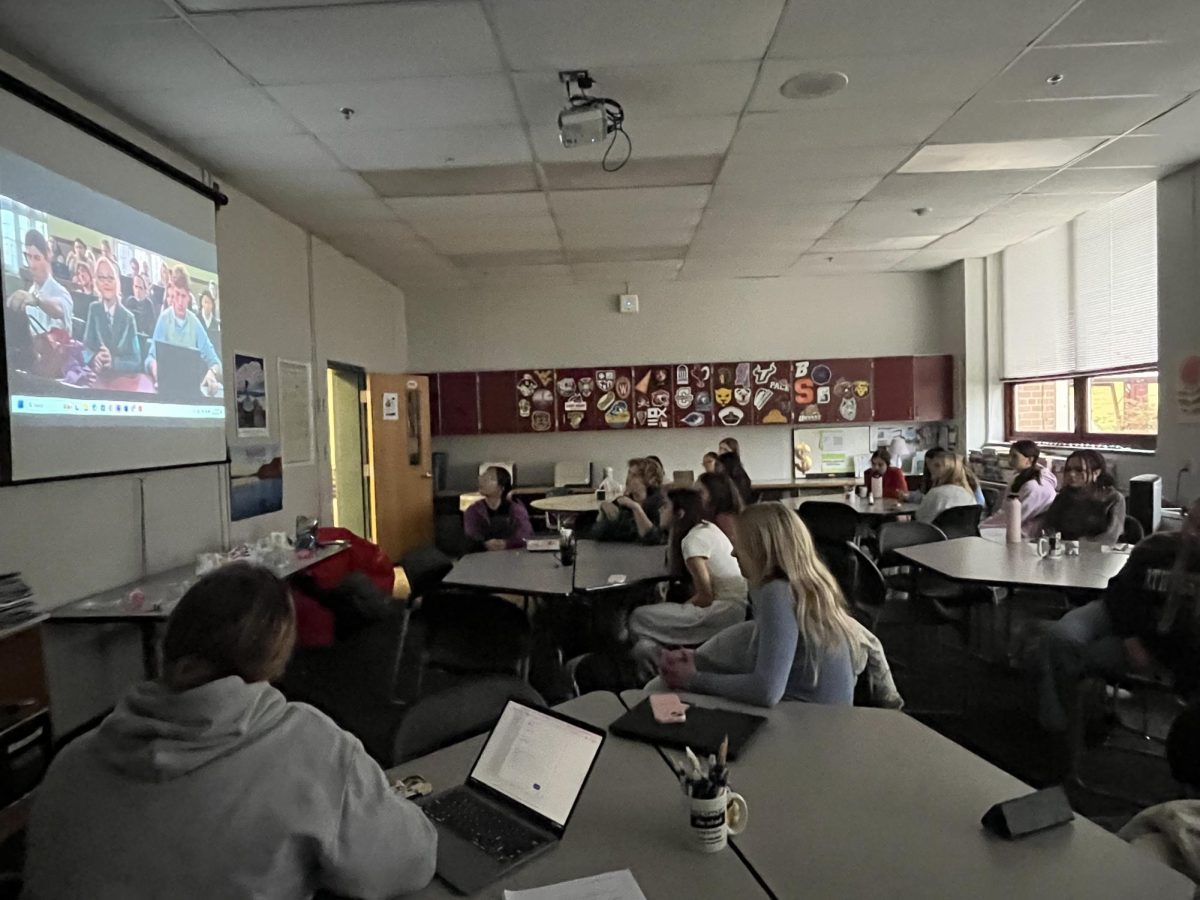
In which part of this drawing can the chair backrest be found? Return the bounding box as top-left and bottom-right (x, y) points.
(554, 461), (592, 487)
(932, 504), (983, 539)
(844, 542), (888, 614)
(392, 675), (545, 764)
(398, 544), (454, 601)
(1121, 515), (1146, 545)
(877, 520), (945, 566)
(797, 501), (860, 545)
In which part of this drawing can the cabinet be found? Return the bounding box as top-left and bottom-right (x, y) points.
(0, 619), (51, 845)
(872, 355), (954, 422)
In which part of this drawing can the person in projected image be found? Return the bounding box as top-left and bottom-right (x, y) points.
(146, 266), (221, 395)
(4, 229), (74, 334)
(151, 261), (169, 314)
(70, 260), (98, 319)
(124, 272), (157, 337)
(198, 289), (220, 352)
(82, 256), (141, 376)
(66, 237), (94, 274)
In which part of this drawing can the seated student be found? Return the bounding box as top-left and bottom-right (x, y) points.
(124, 271), (158, 338)
(716, 451), (754, 506)
(863, 447), (908, 499)
(1040, 449), (1126, 545)
(982, 439), (1058, 538)
(146, 265), (222, 394)
(1037, 496), (1200, 737)
(702, 451), (719, 474)
(463, 465), (532, 552)
(914, 453), (978, 524)
(718, 436), (740, 457)
(592, 457), (668, 544)
(628, 489), (748, 672)
(82, 256), (141, 375)
(697, 470), (743, 541)
(23, 563), (437, 900)
(905, 447), (987, 507)
(654, 502), (857, 707)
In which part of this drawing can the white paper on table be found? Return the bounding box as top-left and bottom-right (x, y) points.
(503, 869), (647, 900)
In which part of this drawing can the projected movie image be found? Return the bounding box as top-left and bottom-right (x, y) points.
(3, 200), (223, 419)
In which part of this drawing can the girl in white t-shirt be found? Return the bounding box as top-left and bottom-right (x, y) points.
(628, 489), (748, 672)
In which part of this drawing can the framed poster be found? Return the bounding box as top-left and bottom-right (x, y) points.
(750, 359), (792, 426)
(711, 361), (753, 428)
(234, 353), (268, 438)
(277, 358), (314, 466)
(793, 426), (871, 477)
(632, 364), (672, 428)
(671, 362), (713, 427)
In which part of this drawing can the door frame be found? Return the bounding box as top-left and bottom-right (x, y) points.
(326, 360), (372, 539)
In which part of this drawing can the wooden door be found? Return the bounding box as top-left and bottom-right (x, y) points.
(367, 373), (433, 561)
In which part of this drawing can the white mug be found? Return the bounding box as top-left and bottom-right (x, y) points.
(689, 786), (748, 853)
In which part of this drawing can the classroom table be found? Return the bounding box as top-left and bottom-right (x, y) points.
(795, 491), (921, 518)
(752, 475), (859, 500)
(617, 689), (1193, 899)
(442, 540), (668, 598)
(390, 691), (767, 899)
(48, 543), (347, 677)
(895, 535), (1129, 592)
(529, 493), (601, 514)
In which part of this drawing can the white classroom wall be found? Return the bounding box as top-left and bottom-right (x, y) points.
(0, 50), (407, 732)
(405, 273), (957, 488)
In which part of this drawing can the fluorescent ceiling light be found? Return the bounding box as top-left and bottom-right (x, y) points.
(900, 138), (1104, 173)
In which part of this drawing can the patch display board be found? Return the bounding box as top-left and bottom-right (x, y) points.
(711, 361), (754, 428)
(594, 367), (635, 430)
(793, 425), (872, 477)
(793, 358), (873, 425)
(750, 360), (792, 426)
(515, 368), (557, 433)
(632, 364), (673, 428)
(672, 363), (713, 428)
(554, 367), (598, 432)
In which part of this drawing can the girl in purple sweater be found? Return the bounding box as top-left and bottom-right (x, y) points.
(463, 466), (532, 552)
(983, 440), (1058, 538)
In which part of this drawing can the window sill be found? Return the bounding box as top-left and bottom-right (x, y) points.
(994, 439), (1156, 456)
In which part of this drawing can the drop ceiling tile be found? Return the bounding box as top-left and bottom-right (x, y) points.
(420, 225), (561, 255)
(450, 251), (566, 268)
(235, 169), (379, 201)
(107, 88), (302, 138)
(1074, 136), (1179, 169)
(364, 165), (540, 197)
(565, 245), (688, 263)
(542, 155), (722, 190)
(707, 177), (882, 206)
(978, 43), (1200, 103)
(530, 116), (737, 163)
(491, 0), (784, 68)
(865, 172), (1048, 204)
(890, 253), (964, 271)
(986, 193), (1112, 218)
(555, 208), (702, 233)
(181, 0), (366, 9)
(790, 250), (914, 272)
(719, 145), (915, 182)
(900, 138), (1104, 173)
(513, 64), (759, 125)
(0, 0), (170, 24)
(736, 107), (955, 150)
(770, 0), (1076, 57)
(825, 207), (974, 237)
(324, 125), (532, 170)
(548, 186), (711, 216)
(266, 76), (521, 135)
(570, 259), (683, 282)
(678, 258), (793, 280)
(933, 95), (1181, 143)
(3, 19), (249, 94)
(320, 220), (427, 250)
(192, 2), (501, 84)
(470, 265), (576, 286)
(811, 235), (939, 253)
(190, 133), (346, 172)
(559, 225), (698, 250)
(1027, 167), (1160, 194)
(687, 238), (811, 259)
(701, 203), (853, 230)
(387, 193), (550, 221)
(1043, 0), (1200, 45)
(850, 196), (1013, 218)
(751, 55), (1003, 112)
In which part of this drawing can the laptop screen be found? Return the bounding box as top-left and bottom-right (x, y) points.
(469, 700), (604, 828)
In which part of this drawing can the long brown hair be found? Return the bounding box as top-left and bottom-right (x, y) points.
(666, 487), (708, 578)
(162, 563), (296, 692)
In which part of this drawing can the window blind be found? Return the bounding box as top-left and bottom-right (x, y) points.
(1001, 181), (1157, 379)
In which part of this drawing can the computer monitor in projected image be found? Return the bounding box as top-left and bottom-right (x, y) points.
(1, 146), (226, 482)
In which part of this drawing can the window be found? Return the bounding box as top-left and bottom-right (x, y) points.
(1002, 183), (1158, 449)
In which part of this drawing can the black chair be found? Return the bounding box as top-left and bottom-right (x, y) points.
(843, 542), (889, 628)
(797, 501), (860, 545)
(392, 675), (545, 764)
(1120, 515), (1146, 545)
(414, 590), (533, 697)
(932, 504), (983, 539)
(394, 544), (454, 671)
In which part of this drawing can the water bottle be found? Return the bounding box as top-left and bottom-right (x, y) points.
(597, 466), (621, 502)
(1004, 495), (1023, 544)
(870, 473), (883, 500)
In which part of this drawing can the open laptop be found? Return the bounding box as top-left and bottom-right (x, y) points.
(154, 341), (207, 400)
(418, 698), (605, 895)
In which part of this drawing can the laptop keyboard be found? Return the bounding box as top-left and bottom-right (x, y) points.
(424, 789), (550, 863)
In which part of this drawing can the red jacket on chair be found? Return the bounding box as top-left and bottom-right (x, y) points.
(292, 528), (395, 647)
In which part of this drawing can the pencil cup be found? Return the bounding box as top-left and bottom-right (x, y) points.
(688, 786), (748, 853)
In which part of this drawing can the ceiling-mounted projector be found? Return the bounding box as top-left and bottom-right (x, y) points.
(557, 70), (631, 170)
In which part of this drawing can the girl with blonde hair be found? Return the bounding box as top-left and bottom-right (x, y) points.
(914, 453), (978, 524)
(658, 502), (857, 706)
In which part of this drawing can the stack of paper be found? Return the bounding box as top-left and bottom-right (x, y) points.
(503, 869), (647, 900)
(0, 572), (37, 629)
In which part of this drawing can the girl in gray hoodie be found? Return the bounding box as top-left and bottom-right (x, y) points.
(23, 563), (437, 900)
